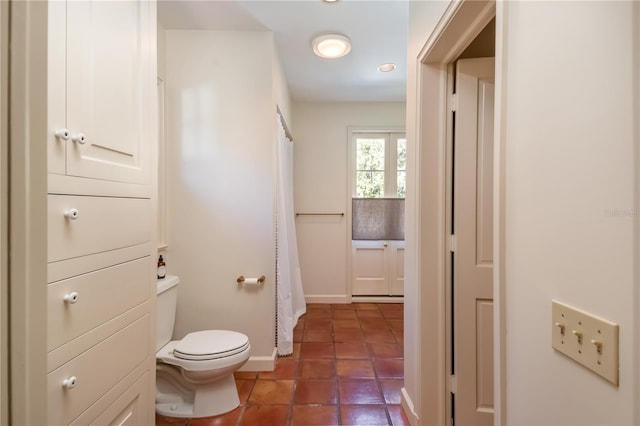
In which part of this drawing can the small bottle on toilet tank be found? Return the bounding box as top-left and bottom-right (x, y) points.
(157, 255), (166, 279)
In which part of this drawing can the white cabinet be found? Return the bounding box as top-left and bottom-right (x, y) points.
(351, 240), (404, 296)
(48, 0), (153, 187)
(45, 1), (157, 424)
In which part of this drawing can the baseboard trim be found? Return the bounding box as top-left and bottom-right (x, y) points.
(351, 296), (404, 304)
(401, 387), (419, 426)
(305, 295), (350, 304)
(239, 347), (276, 372)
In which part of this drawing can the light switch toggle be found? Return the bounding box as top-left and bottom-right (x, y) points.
(572, 330), (583, 344)
(552, 300), (619, 385)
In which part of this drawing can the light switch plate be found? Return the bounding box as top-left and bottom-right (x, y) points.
(551, 300), (619, 385)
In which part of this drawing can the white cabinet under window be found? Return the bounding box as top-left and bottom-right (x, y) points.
(352, 240), (404, 296)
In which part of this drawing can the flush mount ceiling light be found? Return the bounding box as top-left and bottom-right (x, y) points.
(312, 34), (351, 59)
(377, 63), (397, 72)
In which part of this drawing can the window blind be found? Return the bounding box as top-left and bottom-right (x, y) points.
(352, 198), (404, 240)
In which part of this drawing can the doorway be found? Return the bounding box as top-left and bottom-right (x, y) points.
(349, 129), (406, 300)
(411, 1), (505, 425)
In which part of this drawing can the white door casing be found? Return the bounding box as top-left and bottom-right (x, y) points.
(453, 57), (495, 426)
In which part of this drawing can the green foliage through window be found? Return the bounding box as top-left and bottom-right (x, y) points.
(356, 138), (385, 198)
(354, 134), (406, 198)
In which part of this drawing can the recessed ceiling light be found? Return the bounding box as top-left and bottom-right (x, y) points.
(378, 63), (397, 73)
(312, 34), (351, 59)
(323, 0), (339, 3)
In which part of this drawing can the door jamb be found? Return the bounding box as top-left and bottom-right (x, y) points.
(414, 1), (506, 424)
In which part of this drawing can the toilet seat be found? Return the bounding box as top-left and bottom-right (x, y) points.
(174, 330), (250, 361)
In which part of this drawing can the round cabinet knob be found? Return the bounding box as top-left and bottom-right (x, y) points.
(64, 208), (79, 220)
(71, 133), (86, 144)
(54, 129), (70, 140)
(62, 376), (77, 390)
(63, 292), (79, 304)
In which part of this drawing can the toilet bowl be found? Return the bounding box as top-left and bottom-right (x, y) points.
(155, 276), (251, 418)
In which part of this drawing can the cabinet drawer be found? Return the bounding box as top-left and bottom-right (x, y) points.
(70, 372), (150, 426)
(48, 315), (150, 426)
(48, 257), (151, 351)
(48, 195), (151, 263)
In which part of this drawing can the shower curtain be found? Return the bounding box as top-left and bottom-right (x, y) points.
(275, 112), (306, 356)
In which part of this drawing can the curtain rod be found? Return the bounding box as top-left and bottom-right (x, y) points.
(276, 105), (294, 142)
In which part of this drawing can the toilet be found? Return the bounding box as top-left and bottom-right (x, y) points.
(155, 275), (251, 418)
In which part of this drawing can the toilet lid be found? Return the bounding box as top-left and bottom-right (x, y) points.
(174, 330), (250, 361)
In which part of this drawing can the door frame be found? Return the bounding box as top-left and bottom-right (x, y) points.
(7, 1), (49, 424)
(0, 1), (8, 424)
(346, 126), (405, 302)
(413, 0), (507, 424)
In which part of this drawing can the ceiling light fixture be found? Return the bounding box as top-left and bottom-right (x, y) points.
(312, 34), (351, 59)
(377, 63), (397, 72)
(323, 0), (339, 3)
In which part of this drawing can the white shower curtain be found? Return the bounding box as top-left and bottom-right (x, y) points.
(275, 112), (306, 356)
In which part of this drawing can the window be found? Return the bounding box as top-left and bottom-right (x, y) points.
(354, 133), (406, 198)
(350, 131), (406, 241)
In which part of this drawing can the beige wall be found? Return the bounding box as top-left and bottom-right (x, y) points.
(292, 102), (405, 302)
(164, 30), (286, 365)
(502, 2), (638, 423)
(407, 0), (640, 424)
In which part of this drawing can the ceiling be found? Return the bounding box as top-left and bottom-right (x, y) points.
(157, 0), (409, 103)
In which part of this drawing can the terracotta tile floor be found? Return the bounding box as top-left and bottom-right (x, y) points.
(156, 303), (409, 426)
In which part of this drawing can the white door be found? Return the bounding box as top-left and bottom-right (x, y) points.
(352, 241), (389, 295)
(351, 240), (405, 296)
(453, 57), (495, 426)
(65, 0), (152, 184)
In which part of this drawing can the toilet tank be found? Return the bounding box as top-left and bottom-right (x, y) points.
(156, 275), (179, 352)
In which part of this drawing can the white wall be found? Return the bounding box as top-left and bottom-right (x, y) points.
(157, 23), (165, 81)
(502, 2), (638, 424)
(292, 102), (405, 302)
(164, 30), (285, 365)
(407, 1), (640, 424)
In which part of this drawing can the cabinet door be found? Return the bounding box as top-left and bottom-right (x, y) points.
(352, 241), (388, 295)
(47, 0), (67, 175)
(66, 1), (152, 184)
(352, 240), (405, 296)
(388, 241), (404, 296)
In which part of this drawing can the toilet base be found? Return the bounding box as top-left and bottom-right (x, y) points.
(156, 371), (240, 418)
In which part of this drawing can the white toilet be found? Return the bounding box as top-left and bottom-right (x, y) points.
(155, 275), (251, 418)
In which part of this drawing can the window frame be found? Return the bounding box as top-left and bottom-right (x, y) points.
(350, 129), (406, 199)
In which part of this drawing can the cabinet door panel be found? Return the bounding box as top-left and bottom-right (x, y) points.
(352, 242), (388, 295)
(66, 1), (151, 184)
(351, 240), (405, 296)
(47, 0), (67, 175)
(389, 244), (404, 296)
